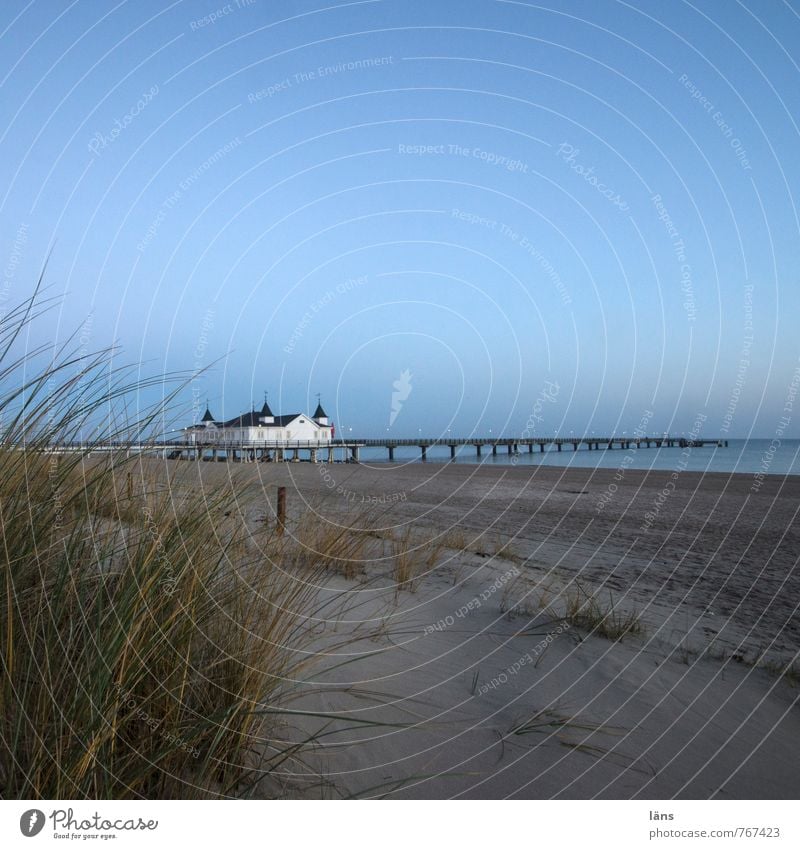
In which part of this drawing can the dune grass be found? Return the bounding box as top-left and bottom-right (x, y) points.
(501, 572), (642, 641)
(560, 581), (643, 641)
(0, 291), (385, 798)
(390, 526), (420, 592)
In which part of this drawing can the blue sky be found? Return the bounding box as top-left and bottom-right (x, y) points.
(1, 0), (799, 438)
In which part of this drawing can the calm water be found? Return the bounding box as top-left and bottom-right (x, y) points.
(355, 439), (800, 477)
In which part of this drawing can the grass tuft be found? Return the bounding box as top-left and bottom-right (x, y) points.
(501, 574), (642, 641)
(561, 582), (643, 641)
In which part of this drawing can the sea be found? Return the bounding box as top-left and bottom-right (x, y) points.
(354, 439), (800, 477)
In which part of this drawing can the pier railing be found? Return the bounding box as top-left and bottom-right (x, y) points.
(349, 436), (706, 447)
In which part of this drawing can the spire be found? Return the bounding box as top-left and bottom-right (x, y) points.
(201, 400), (215, 423)
(260, 391), (273, 417)
(313, 393), (327, 419)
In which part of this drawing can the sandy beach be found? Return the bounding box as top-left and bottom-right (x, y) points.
(181, 457), (800, 799)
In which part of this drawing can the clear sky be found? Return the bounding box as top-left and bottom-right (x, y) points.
(2, 0), (799, 439)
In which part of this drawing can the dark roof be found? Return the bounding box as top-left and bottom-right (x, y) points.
(219, 411), (325, 428)
(260, 399), (273, 417)
(313, 402), (327, 419)
(273, 413), (310, 427)
(221, 411), (262, 428)
(201, 406), (215, 423)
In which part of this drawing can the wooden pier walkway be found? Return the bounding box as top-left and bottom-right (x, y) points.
(47, 435), (728, 463)
(352, 436), (728, 462)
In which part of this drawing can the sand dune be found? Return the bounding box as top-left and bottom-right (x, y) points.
(188, 459), (800, 798)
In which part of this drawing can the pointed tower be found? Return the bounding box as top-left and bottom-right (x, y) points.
(259, 393), (274, 425)
(313, 397), (329, 426)
(201, 403), (216, 427)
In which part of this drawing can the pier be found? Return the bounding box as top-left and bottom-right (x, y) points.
(46, 435), (728, 463)
(46, 439), (365, 463)
(353, 436), (728, 462)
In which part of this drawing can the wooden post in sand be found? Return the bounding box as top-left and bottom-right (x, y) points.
(276, 486), (286, 535)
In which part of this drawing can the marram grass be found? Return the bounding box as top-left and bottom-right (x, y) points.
(0, 290), (386, 799)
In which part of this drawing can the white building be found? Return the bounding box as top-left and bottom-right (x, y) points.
(183, 399), (334, 445)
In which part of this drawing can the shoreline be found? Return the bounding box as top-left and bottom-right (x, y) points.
(330, 451), (800, 479)
(338, 457), (799, 482)
(257, 456), (800, 496)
